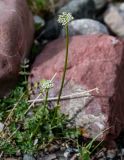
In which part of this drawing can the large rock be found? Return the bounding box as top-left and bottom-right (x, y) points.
(113, 2), (124, 17)
(0, 0), (34, 97)
(29, 35), (124, 140)
(104, 5), (124, 38)
(60, 19), (109, 37)
(58, 0), (108, 19)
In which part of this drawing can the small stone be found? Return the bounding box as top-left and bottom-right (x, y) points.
(104, 5), (124, 38)
(27, 111), (34, 117)
(23, 154), (35, 160)
(64, 147), (78, 158)
(96, 150), (105, 158)
(33, 138), (38, 146)
(44, 154), (57, 160)
(120, 3), (124, 11)
(64, 150), (70, 158)
(34, 15), (45, 26)
(48, 144), (60, 152)
(107, 149), (117, 159)
(0, 122), (4, 132)
(121, 148), (124, 155)
(34, 15), (45, 30)
(16, 149), (21, 156)
(93, 0), (107, 9)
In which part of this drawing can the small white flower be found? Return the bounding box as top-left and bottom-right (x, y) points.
(57, 12), (74, 26)
(40, 80), (54, 89)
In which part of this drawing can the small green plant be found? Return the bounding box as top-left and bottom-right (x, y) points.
(78, 128), (109, 160)
(0, 82), (68, 156)
(0, 59), (72, 157)
(19, 58), (30, 85)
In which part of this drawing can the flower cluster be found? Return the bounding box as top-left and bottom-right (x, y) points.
(40, 80), (54, 90)
(57, 12), (74, 26)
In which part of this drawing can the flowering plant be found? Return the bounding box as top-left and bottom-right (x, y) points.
(57, 12), (74, 105)
(57, 12), (74, 26)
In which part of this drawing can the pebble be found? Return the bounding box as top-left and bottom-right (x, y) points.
(93, 0), (107, 9)
(96, 150), (105, 158)
(104, 5), (124, 38)
(0, 122), (4, 132)
(121, 148), (124, 156)
(106, 149), (117, 159)
(42, 153), (57, 160)
(48, 144), (60, 153)
(23, 154), (35, 160)
(64, 147), (78, 158)
(34, 15), (45, 28)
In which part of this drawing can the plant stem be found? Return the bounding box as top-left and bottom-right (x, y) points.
(31, 89), (49, 139)
(44, 89), (49, 107)
(57, 24), (69, 105)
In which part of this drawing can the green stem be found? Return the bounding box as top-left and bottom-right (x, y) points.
(31, 89), (49, 139)
(57, 24), (69, 105)
(44, 89), (49, 107)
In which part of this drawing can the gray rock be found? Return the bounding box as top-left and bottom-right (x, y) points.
(95, 148), (106, 159)
(121, 148), (124, 156)
(104, 5), (124, 38)
(114, 2), (124, 17)
(23, 154), (35, 160)
(34, 15), (45, 28)
(107, 149), (117, 159)
(37, 18), (62, 41)
(0, 122), (4, 132)
(57, 0), (107, 19)
(43, 154), (57, 160)
(60, 19), (109, 36)
(119, 3), (124, 11)
(94, 0), (107, 9)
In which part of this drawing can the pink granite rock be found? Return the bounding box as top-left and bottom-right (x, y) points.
(0, 0), (34, 97)
(29, 35), (124, 140)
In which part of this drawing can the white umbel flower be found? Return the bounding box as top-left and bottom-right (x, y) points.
(57, 12), (74, 26)
(41, 80), (54, 89)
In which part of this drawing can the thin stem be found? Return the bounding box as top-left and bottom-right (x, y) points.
(57, 24), (69, 105)
(24, 92), (42, 115)
(31, 89), (49, 139)
(44, 89), (49, 107)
